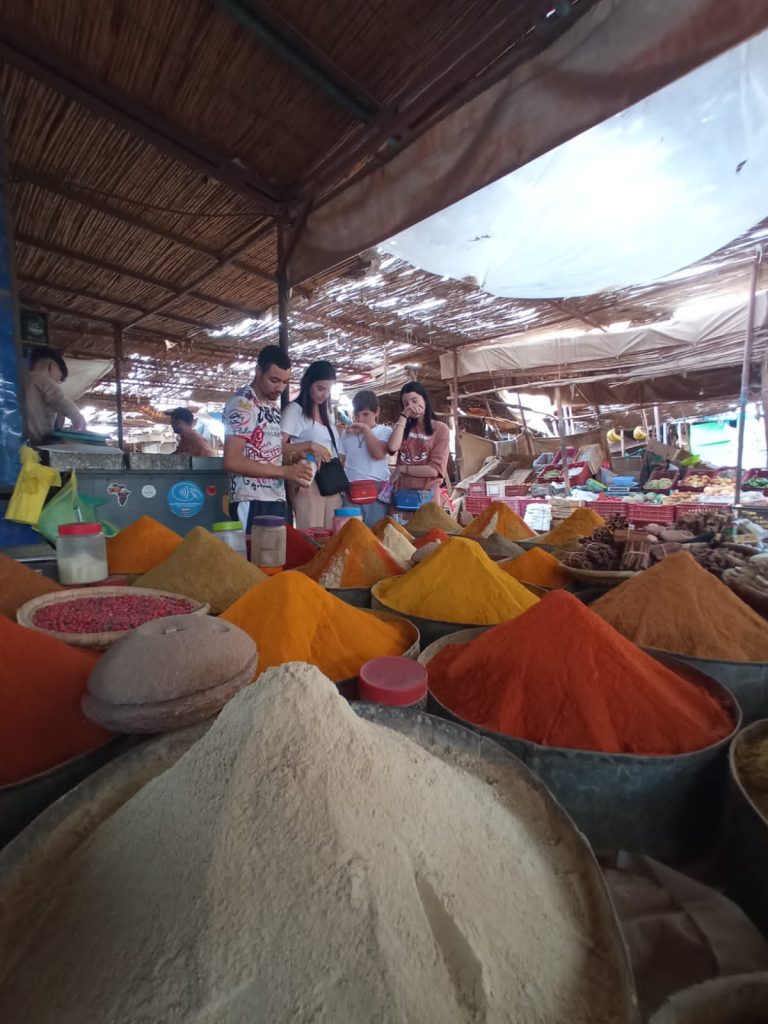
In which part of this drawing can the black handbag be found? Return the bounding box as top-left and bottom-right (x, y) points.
(315, 432), (350, 497)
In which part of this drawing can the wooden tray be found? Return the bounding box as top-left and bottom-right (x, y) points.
(561, 565), (637, 586)
(17, 587), (210, 650)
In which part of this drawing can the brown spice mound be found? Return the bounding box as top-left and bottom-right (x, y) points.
(462, 502), (534, 541)
(406, 503), (460, 534)
(371, 517), (413, 542)
(136, 527), (266, 614)
(592, 551), (768, 662)
(0, 552), (62, 619)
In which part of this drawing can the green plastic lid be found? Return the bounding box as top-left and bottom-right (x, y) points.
(212, 521), (244, 532)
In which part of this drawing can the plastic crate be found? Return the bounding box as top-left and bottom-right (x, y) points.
(643, 467), (679, 495)
(464, 496), (491, 515)
(504, 484), (530, 497)
(677, 468), (717, 492)
(592, 499), (627, 519)
(467, 482), (487, 496)
(626, 502), (675, 525)
(742, 469), (768, 491)
(673, 502), (730, 522)
(537, 462), (592, 487)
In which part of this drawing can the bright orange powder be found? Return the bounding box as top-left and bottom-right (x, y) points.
(500, 547), (569, 589)
(0, 617), (111, 784)
(462, 501), (534, 541)
(107, 516), (181, 574)
(427, 591), (733, 755)
(301, 518), (404, 588)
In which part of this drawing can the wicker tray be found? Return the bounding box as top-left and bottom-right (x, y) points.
(561, 565), (637, 586)
(17, 587), (210, 650)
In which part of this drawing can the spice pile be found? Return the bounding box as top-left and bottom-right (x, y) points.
(301, 519), (404, 588)
(221, 571), (414, 680)
(136, 527), (266, 614)
(32, 593), (196, 635)
(106, 516), (181, 574)
(0, 617), (110, 784)
(428, 591), (734, 755)
(462, 501), (534, 541)
(592, 551), (768, 661)
(378, 522), (417, 568)
(535, 507), (605, 546)
(501, 547), (569, 589)
(0, 665), (627, 1023)
(405, 502), (460, 534)
(284, 524), (317, 570)
(374, 537), (539, 624)
(734, 731), (768, 819)
(470, 533), (525, 561)
(413, 527), (449, 549)
(0, 553), (61, 619)
(371, 517), (413, 542)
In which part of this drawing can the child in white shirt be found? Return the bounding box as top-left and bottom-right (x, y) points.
(339, 390), (392, 527)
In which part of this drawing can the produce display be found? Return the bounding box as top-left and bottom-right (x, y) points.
(106, 516), (181, 575)
(0, 616), (109, 784)
(682, 473), (714, 489)
(136, 527), (266, 614)
(0, 667), (628, 1023)
(461, 500), (534, 541)
(32, 593), (196, 635)
(221, 571), (415, 680)
(592, 551), (768, 662)
(427, 591), (733, 755)
(745, 476), (768, 490)
(373, 537), (539, 625)
(300, 518), (404, 587)
(644, 476), (675, 491)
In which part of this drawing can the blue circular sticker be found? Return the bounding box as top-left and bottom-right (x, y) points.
(166, 480), (205, 519)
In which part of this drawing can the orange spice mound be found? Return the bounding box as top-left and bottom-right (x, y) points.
(413, 528), (450, 550)
(500, 547), (570, 589)
(462, 501), (534, 541)
(0, 552), (62, 619)
(301, 518), (405, 588)
(372, 517), (413, 542)
(0, 617), (111, 784)
(107, 516), (182, 574)
(536, 507), (605, 546)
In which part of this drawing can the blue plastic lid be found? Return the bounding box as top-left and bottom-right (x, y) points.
(252, 516), (286, 528)
(305, 454), (316, 463)
(334, 507), (363, 518)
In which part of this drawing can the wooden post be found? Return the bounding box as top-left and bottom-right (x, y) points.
(555, 386), (571, 496)
(277, 224), (290, 357)
(761, 350), (768, 464)
(451, 348), (462, 481)
(113, 323), (124, 450)
(653, 405), (661, 440)
(735, 250), (762, 508)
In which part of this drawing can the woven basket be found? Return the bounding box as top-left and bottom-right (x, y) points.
(17, 587), (210, 650)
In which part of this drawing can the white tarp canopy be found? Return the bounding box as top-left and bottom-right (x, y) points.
(441, 292), (768, 387)
(59, 358), (113, 402)
(289, 0), (768, 286)
(386, 29), (768, 299)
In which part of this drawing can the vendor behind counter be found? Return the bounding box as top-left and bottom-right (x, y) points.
(168, 407), (214, 457)
(25, 347), (86, 444)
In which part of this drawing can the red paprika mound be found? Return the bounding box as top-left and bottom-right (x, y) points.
(413, 528), (450, 550)
(427, 590), (733, 755)
(0, 617), (111, 784)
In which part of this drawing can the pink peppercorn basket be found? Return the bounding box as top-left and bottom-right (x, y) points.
(17, 587), (210, 650)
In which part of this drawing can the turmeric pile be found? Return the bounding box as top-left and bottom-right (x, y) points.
(301, 519), (404, 588)
(462, 502), (534, 541)
(221, 571), (415, 680)
(0, 552), (62, 619)
(592, 551), (768, 662)
(0, 617), (111, 784)
(106, 516), (181, 574)
(372, 517), (413, 542)
(136, 527), (266, 614)
(405, 503), (460, 535)
(500, 547), (570, 589)
(374, 537), (539, 625)
(535, 507), (605, 546)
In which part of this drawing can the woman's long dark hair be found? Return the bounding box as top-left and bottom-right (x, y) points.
(297, 360), (337, 430)
(400, 381), (434, 438)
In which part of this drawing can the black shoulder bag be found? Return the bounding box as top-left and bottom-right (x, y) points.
(315, 429), (350, 497)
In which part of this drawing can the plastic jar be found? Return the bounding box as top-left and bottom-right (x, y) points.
(211, 521), (247, 556)
(56, 522), (108, 585)
(250, 515), (287, 568)
(358, 657), (428, 710)
(333, 506), (363, 534)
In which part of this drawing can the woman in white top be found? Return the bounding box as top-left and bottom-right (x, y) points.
(281, 361), (343, 529)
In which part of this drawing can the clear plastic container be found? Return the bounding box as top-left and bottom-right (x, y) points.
(211, 521), (247, 556)
(251, 516), (287, 568)
(56, 522), (108, 585)
(333, 506), (363, 535)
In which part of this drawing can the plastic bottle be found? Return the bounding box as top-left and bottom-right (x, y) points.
(301, 453), (317, 487)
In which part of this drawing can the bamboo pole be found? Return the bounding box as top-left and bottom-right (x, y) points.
(761, 350), (768, 465)
(451, 348), (462, 481)
(555, 386), (571, 496)
(113, 323), (124, 451)
(734, 250), (762, 508)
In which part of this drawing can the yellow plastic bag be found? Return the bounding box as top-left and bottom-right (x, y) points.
(4, 446), (61, 525)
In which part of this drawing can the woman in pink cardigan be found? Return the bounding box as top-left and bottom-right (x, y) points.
(387, 382), (450, 504)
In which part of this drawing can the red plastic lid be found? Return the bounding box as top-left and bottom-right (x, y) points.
(358, 657), (428, 707)
(58, 522), (103, 536)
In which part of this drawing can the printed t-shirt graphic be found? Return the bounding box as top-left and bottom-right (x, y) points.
(223, 387), (285, 503)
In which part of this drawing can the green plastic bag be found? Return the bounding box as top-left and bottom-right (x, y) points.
(35, 471), (118, 543)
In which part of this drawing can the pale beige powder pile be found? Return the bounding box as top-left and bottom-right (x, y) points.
(0, 665), (627, 1023)
(380, 522), (417, 568)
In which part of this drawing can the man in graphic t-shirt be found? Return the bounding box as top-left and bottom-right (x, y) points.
(223, 346), (313, 531)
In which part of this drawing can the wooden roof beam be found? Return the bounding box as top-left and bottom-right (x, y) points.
(11, 165), (277, 284)
(0, 18), (284, 216)
(20, 298), (189, 344)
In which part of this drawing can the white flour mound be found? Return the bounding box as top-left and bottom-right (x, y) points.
(380, 523), (417, 568)
(0, 664), (627, 1023)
